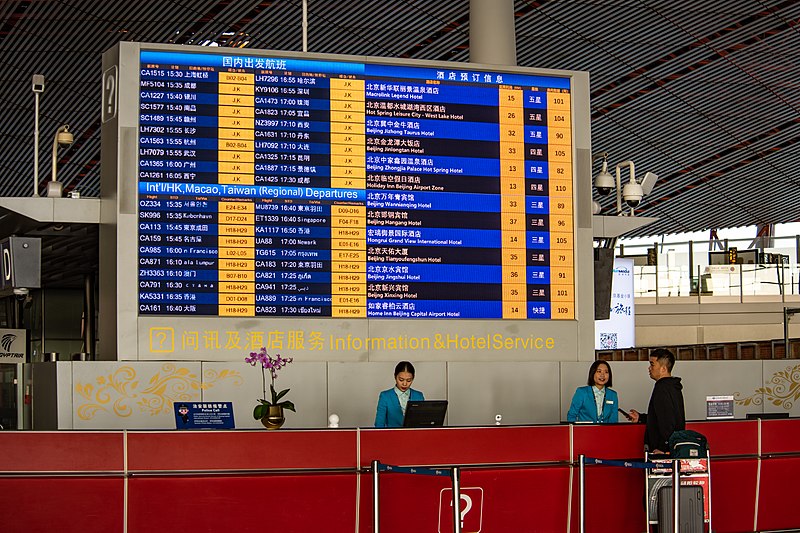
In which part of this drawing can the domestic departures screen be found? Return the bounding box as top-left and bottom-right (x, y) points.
(136, 50), (575, 320)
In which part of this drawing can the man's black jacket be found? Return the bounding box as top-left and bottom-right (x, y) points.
(640, 376), (685, 452)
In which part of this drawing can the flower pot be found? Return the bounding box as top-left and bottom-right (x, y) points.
(260, 405), (285, 429)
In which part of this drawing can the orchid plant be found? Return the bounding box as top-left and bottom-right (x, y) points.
(245, 347), (295, 420)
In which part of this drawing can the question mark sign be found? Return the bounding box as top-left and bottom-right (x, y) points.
(105, 75), (116, 116)
(155, 331), (167, 348)
(102, 66), (118, 122)
(450, 494), (473, 528)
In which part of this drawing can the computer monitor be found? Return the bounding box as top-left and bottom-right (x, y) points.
(746, 412), (789, 420)
(403, 400), (448, 428)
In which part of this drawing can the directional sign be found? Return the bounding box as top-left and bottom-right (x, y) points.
(102, 65), (118, 123)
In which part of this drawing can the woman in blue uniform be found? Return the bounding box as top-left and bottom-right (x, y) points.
(567, 360), (619, 423)
(374, 361), (425, 427)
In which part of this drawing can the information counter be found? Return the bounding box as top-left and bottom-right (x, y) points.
(1, 419), (798, 532)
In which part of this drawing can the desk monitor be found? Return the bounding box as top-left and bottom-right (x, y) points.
(403, 400), (448, 428)
(746, 412), (789, 420)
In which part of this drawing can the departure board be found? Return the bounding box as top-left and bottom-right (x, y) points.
(136, 51), (575, 320)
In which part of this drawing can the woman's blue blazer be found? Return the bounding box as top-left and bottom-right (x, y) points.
(374, 388), (425, 427)
(566, 386), (619, 423)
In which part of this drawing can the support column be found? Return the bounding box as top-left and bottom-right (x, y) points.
(469, 0), (516, 65)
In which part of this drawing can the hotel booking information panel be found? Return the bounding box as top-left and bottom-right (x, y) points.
(136, 49), (577, 325)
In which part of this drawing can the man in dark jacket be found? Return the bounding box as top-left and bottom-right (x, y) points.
(628, 348), (685, 453)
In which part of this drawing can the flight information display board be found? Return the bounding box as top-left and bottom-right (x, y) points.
(136, 51), (575, 320)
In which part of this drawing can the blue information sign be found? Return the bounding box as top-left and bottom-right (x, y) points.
(175, 402), (235, 429)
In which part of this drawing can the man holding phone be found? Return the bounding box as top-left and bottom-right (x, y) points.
(627, 348), (685, 453)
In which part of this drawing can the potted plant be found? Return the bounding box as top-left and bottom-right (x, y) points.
(245, 348), (295, 429)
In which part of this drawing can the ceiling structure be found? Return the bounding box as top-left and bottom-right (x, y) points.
(1, 0), (799, 286)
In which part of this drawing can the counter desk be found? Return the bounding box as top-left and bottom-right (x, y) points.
(1, 419), (798, 532)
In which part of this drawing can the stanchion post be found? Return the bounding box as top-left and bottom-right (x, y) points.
(372, 460), (380, 533)
(644, 452), (651, 532)
(579, 454), (585, 533)
(672, 458), (680, 533)
(452, 466), (462, 533)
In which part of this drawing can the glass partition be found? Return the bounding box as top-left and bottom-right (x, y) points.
(620, 235), (800, 302)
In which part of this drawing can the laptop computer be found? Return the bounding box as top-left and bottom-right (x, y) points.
(403, 400), (448, 428)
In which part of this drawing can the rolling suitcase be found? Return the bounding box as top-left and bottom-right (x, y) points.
(657, 485), (704, 532)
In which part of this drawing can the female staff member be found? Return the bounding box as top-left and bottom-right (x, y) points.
(374, 361), (424, 427)
(566, 360), (619, 423)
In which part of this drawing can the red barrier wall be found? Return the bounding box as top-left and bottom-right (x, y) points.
(1, 421), (799, 532)
(128, 474), (357, 533)
(756, 419), (800, 532)
(0, 432), (125, 533)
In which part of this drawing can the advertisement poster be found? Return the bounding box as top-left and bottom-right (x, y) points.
(595, 258), (635, 350)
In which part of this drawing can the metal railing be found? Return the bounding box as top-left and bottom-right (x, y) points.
(371, 460), (464, 533)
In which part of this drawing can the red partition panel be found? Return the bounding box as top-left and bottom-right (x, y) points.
(0, 431), (123, 472)
(359, 425), (570, 467)
(572, 423), (645, 459)
(358, 466), (572, 533)
(359, 426), (571, 532)
(128, 474), (357, 533)
(126, 429), (357, 471)
(570, 463), (645, 533)
(460, 466), (569, 532)
(460, 467), (571, 533)
(570, 424), (647, 532)
(757, 418), (800, 530)
(757, 456), (800, 531)
(569, 423), (645, 532)
(760, 418), (800, 455)
(688, 420), (758, 457)
(360, 469), (452, 533)
(0, 477), (124, 533)
(707, 458), (758, 532)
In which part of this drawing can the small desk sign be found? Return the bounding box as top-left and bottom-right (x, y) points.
(175, 402), (235, 429)
(706, 395), (734, 420)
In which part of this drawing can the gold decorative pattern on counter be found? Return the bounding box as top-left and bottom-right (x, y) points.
(75, 364), (242, 420)
(735, 363), (800, 410)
